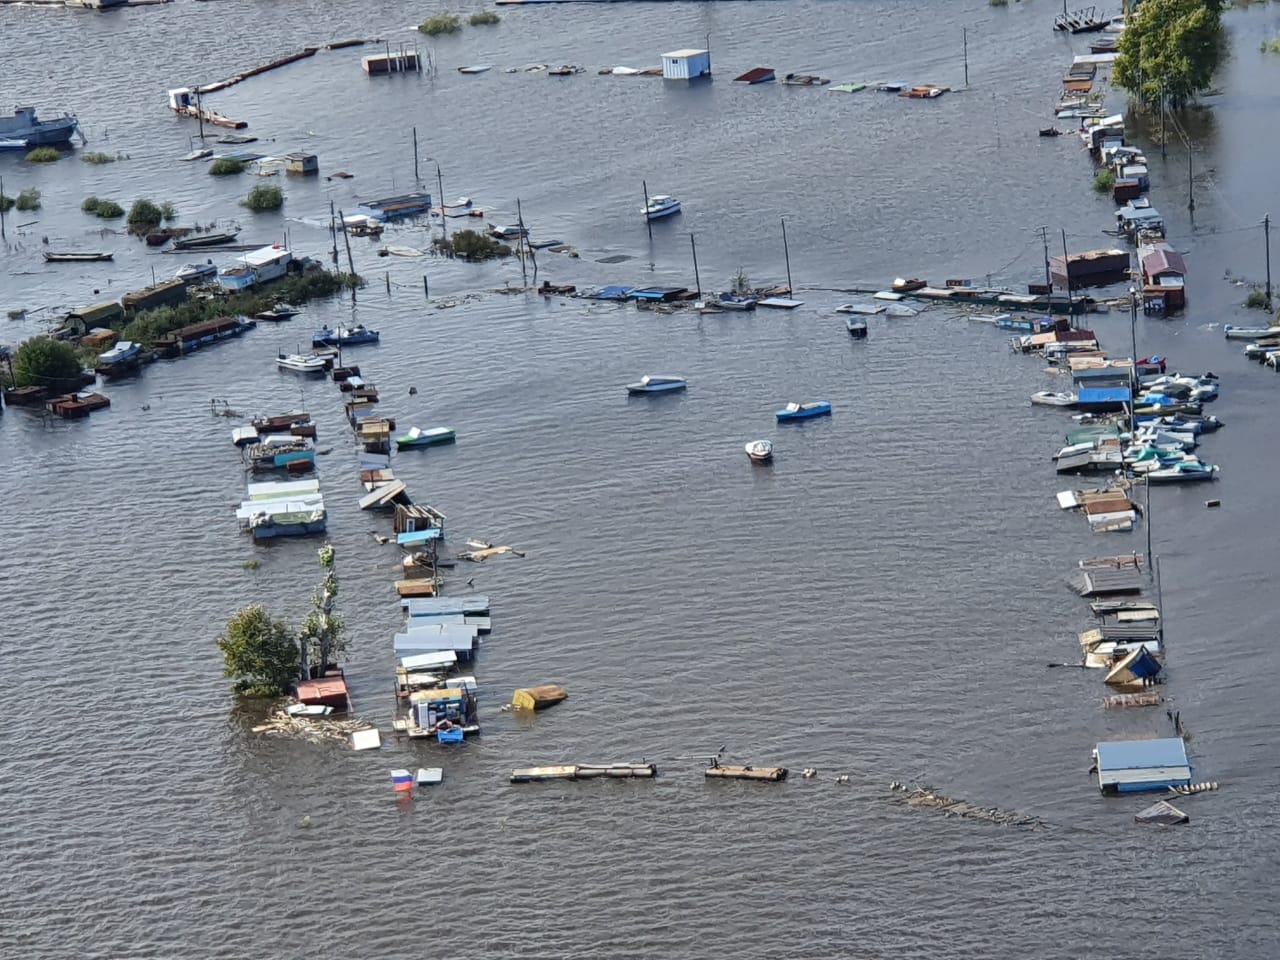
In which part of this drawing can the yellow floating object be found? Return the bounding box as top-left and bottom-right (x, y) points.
(511, 685), (568, 711)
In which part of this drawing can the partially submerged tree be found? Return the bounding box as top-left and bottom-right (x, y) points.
(216, 604), (300, 696)
(11, 337), (82, 389)
(1114, 0), (1224, 110)
(300, 543), (347, 679)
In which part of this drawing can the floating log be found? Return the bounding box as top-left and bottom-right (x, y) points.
(705, 763), (787, 782)
(511, 685), (568, 711)
(395, 579), (437, 598)
(198, 47), (320, 95)
(510, 763), (657, 783)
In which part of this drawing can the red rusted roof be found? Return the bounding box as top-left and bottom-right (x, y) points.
(1141, 247), (1186, 279)
(296, 678), (349, 707)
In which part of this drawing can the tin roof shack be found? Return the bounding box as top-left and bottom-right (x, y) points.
(284, 152), (318, 175)
(1076, 386), (1132, 414)
(295, 677), (350, 711)
(1117, 204), (1165, 241)
(662, 48), (711, 81)
(1094, 738), (1190, 794)
(1139, 243), (1187, 312)
(1049, 249), (1130, 291)
(67, 301), (125, 335)
(122, 278), (188, 314)
(358, 193), (432, 222)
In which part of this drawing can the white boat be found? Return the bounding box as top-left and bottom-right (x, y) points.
(1031, 391), (1078, 407)
(1224, 324), (1280, 341)
(642, 195), (681, 221)
(745, 439), (773, 463)
(1147, 460), (1218, 484)
(175, 261), (217, 283)
(835, 302), (884, 315)
(285, 703), (333, 717)
(626, 374), (687, 394)
(275, 352), (330, 374)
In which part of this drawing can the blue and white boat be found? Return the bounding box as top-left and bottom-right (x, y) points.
(312, 324), (380, 347)
(626, 375), (687, 394)
(396, 426), (457, 449)
(1146, 460), (1218, 484)
(776, 400), (832, 421)
(0, 106), (79, 147)
(716, 295), (757, 311)
(642, 195), (681, 221)
(95, 340), (141, 370)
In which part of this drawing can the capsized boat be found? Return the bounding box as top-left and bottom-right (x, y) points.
(396, 426), (457, 449)
(312, 324), (380, 346)
(776, 400), (832, 421)
(1031, 391), (1078, 407)
(845, 317), (867, 338)
(642, 195), (681, 221)
(626, 374), (687, 394)
(440, 197), (474, 217)
(1146, 460), (1218, 483)
(745, 439), (773, 463)
(275, 352), (330, 374)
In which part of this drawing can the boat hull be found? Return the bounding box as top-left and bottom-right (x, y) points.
(644, 203), (681, 221)
(626, 383), (686, 394)
(776, 402), (832, 421)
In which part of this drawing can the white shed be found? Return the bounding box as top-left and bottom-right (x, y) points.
(662, 48), (711, 80)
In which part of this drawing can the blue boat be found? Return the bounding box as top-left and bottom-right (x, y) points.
(312, 324), (380, 347)
(776, 401), (832, 421)
(95, 340), (142, 372)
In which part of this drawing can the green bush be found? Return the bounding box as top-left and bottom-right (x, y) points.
(990, 0), (1008, 6)
(80, 151), (116, 165)
(15, 189), (40, 211)
(242, 184), (284, 212)
(1246, 288), (1270, 309)
(418, 12), (461, 35)
(82, 196), (125, 218)
(24, 147), (60, 163)
(431, 228), (512, 260)
(469, 10), (500, 25)
(209, 157), (246, 176)
(127, 198), (166, 234)
(0, 193), (13, 213)
(12, 337), (83, 389)
(1093, 168), (1116, 192)
(160, 201), (177, 222)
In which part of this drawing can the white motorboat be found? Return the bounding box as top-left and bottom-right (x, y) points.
(1224, 324), (1280, 341)
(175, 261), (217, 283)
(1031, 391), (1078, 407)
(440, 197), (474, 218)
(275, 352), (330, 374)
(835, 302), (884, 315)
(745, 439), (773, 463)
(642, 195), (681, 221)
(626, 374), (687, 394)
(1146, 460), (1218, 484)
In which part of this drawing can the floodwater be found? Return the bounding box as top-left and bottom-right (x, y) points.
(3, 2), (1279, 957)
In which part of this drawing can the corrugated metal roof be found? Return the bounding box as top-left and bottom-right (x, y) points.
(1096, 737), (1188, 771)
(1078, 386), (1132, 403)
(1141, 246), (1186, 278)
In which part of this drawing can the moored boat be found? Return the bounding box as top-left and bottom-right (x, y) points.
(642, 195), (681, 221)
(776, 400), (832, 421)
(175, 261), (217, 283)
(1224, 324), (1280, 341)
(1031, 391), (1078, 407)
(1146, 460), (1218, 483)
(845, 317), (867, 338)
(275, 352), (331, 374)
(626, 374), (687, 394)
(396, 426), (457, 449)
(44, 251), (113, 263)
(0, 106), (79, 147)
(745, 439), (773, 463)
(255, 307), (299, 322)
(95, 340), (141, 374)
(716, 295), (757, 311)
(312, 324), (380, 346)
(172, 231), (239, 250)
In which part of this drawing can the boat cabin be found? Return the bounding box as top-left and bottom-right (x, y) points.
(662, 48), (711, 81)
(284, 152), (318, 175)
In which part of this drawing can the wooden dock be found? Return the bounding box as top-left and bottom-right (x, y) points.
(198, 48), (321, 95)
(510, 763), (657, 783)
(704, 763), (787, 782)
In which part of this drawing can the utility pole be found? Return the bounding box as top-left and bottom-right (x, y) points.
(642, 179), (652, 241)
(0, 174), (6, 241)
(1265, 214), (1273, 310)
(328, 200), (339, 267)
(337, 208), (357, 301)
(1061, 228), (1074, 321)
(1038, 225), (1051, 292)
(1128, 283), (1139, 436)
(689, 233), (702, 298)
(962, 27), (969, 88)
(781, 216), (793, 296)
(436, 164), (446, 237)
(1160, 86), (1166, 160)
(194, 87), (206, 142)
(412, 127), (419, 184)
(1187, 139), (1194, 213)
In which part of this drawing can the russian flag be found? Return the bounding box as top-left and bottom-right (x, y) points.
(391, 768), (413, 793)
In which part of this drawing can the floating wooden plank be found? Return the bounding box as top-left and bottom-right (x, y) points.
(395, 579), (437, 598)
(510, 763), (657, 783)
(705, 763), (787, 782)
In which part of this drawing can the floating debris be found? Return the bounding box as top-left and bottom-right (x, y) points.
(511, 685), (568, 711)
(1135, 799), (1189, 825)
(705, 761), (787, 782)
(894, 785), (1046, 829)
(251, 707), (378, 745)
(511, 763), (657, 783)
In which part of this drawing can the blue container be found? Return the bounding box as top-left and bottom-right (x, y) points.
(436, 727), (465, 744)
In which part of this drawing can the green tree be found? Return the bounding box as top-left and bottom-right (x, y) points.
(1114, 0), (1223, 110)
(300, 543), (347, 678)
(242, 184), (283, 212)
(11, 337), (82, 388)
(127, 198), (165, 234)
(216, 605), (300, 696)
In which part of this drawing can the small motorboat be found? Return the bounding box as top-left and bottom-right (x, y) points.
(716, 295), (757, 311)
(440, 197), (474, 218)
(275, 353), (331, 374)
(284, 703), (333, 717)
(1030, 391), (1078, 407)
(312, 324), (380, 347)
(1039, 127), (1063, 137)
(642, 195), (681, 221)
(890, 277), (927, 292)
(396, 426), (457, 449)
(96, 340), (141, 370)
(626, 375), (687, 395)
(776, 400), (832, 421)
(845, 317), (867, 338)
(44, 251), (113, 262)
(745, 439), (773, 463)
(175, 261), (217, 283)
(488, 224), (527, 240)
(1146, 460), (1218, 484)
(1224, 324), (1280, 341)
(231, 425), (260, 448)
(836, 302), (884, 315)
(256, 307), (299, 322)
(548, 65), (584, 76)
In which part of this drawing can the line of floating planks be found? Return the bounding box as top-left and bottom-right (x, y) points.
(196, 41), (378, 95)
(511, 764), (658, 783)
(892, 784), (1047, 829)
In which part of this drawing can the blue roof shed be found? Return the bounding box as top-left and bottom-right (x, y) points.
(1077, 386), (1132, 412)
(1095, 737), (1191, 794)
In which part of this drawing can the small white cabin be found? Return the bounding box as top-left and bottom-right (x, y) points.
(662, 49), (711, 81)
